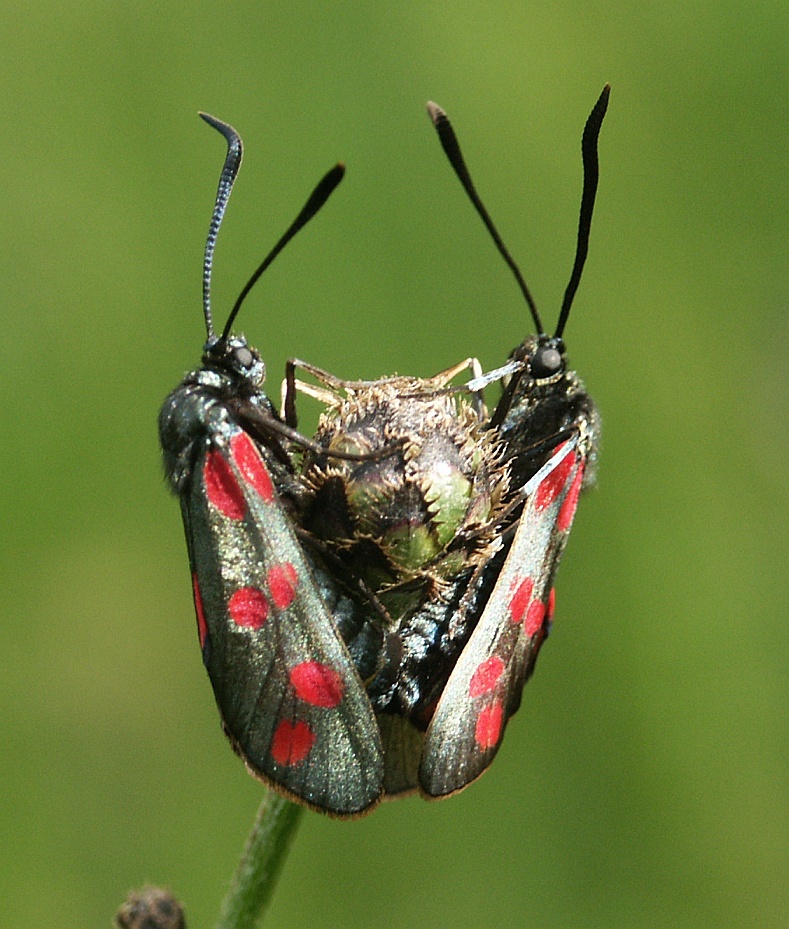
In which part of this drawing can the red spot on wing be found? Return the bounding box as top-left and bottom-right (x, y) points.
(474, 702), (504, 750)
(231, 432), (275, 503)
(535, 448), (577, 511)
(557, 461), (585, 532)
(469, 656), (506, 697)
(525, 599), (546, 637)
(268, 563), (298, 609)
(547, 587), (556, 620)
(192, 572), (208, 649)
(270, 719), (316, 766)
(204, 449), (246, 520)
(509, 576), (534, 624)
(290, 662), (345, 708)
(228, 586), (270, 629)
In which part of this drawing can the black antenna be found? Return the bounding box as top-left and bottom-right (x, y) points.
(427, 101), (544, 335)
(554, 84), (610, 339)
(220, 162), (345, 341)
(199, 112), (243, 340)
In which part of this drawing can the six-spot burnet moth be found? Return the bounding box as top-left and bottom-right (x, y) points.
(412, 87), (609, 797)
(160, 86), (609, 816)
(160, 114), (385, 816)
(285, 85), (609, 801)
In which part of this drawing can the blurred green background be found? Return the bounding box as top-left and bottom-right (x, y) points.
(1, 2), (786, 927)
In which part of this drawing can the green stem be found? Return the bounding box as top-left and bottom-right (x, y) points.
(214, 792), (304, 929)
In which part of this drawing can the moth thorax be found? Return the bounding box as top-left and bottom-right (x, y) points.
(301, 380), (508, 607)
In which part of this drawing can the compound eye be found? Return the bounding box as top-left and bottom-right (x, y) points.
(233, 345), (254, 369)
(531, 343), (564, 379)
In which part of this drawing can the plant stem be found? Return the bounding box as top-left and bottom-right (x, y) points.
(214, 792), (304, 929)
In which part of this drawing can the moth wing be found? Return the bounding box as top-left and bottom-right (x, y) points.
(419, 435), (588, 798)
(185, 427), (384, 816)
(377, 714), (424, 798)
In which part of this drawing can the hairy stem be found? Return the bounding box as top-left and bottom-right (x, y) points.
(214, 794), (304, 929)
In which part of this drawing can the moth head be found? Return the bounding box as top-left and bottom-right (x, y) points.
(526, 336), (566, 382)
(203, 334), (266, 387)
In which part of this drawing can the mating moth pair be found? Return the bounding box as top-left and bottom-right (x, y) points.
(159, 87), (609, 816)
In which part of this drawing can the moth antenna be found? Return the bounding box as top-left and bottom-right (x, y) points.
(427, 101), (544, 335)
(221, 163), (346, 341)
(199, 112), (244, 341)
(554, 84), (610, 340)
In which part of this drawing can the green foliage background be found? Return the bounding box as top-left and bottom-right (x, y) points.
(1, 3), (786, 927)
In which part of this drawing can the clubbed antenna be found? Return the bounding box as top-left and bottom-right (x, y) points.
(554, 84), (610, 339)
(198, 113), (346, 343)
(221, 163), (345, 341)
(427, 101), (544, 335)
(199, 112), (243, 340)
(427, 87), (610, 341)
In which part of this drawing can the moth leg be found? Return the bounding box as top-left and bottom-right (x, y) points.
(283, 358), (324, 427)
(281, 372), (340, 425)
(284, 357), (405, 427)
(238, 398), (399, 463)
(284, 357), (380, 426)
(427, 356), (488, 417)
(463, 359), (523, 393)
(429, 356), (481, 386)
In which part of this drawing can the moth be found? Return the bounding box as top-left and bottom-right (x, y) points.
(160, 87), (609, 816)
(160, 114), (385, 816)
(287, 87), (608, 803)
(411, 88), (609, 797)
